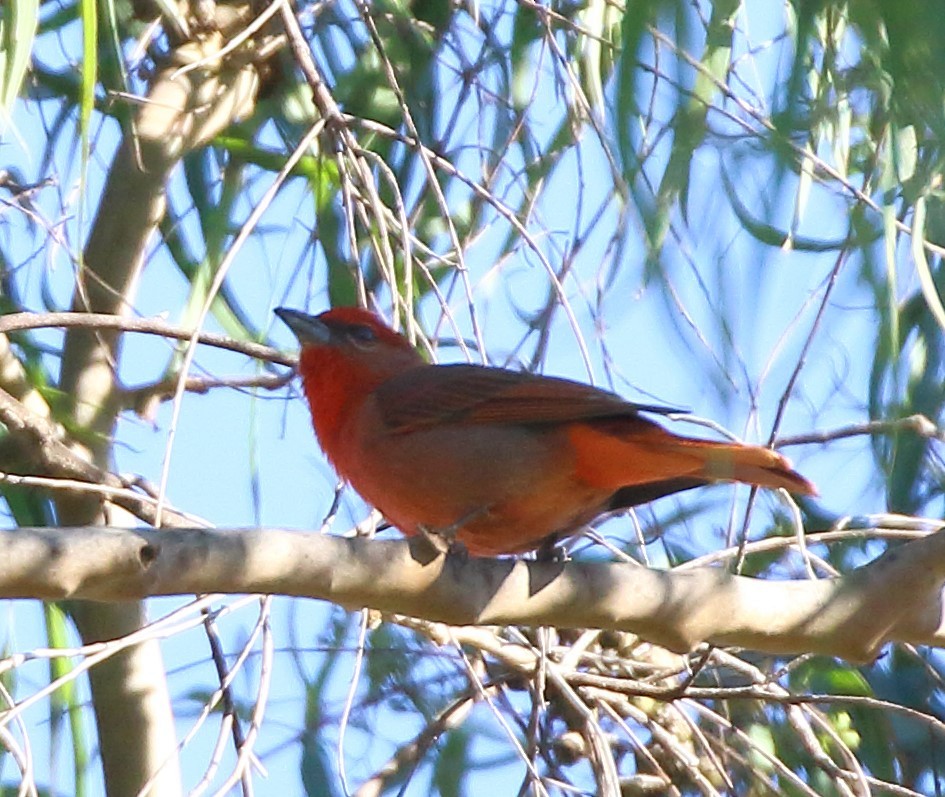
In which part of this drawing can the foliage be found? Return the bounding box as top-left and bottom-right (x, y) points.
(0, 0), (944, 794)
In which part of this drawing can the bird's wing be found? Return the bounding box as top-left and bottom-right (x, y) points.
(374, 364), (680, 432)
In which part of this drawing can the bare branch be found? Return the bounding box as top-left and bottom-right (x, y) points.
(775, 415), (944, 447)
(123, 372), (293, 414)
(2, 526), (945, 662)
(0, 312), (294, 367)
(354, 693), (477, 797)
(0, 385), (195, 528)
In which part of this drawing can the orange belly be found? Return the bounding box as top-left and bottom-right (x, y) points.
(331, 402), (609, 555)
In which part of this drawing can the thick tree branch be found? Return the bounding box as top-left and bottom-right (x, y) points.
(2, 527), (944, 662)
(49, 17), (263, 796)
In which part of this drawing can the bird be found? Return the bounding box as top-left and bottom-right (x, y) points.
(275, 306), (816, 557)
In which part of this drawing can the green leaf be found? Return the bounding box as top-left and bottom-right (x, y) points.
(0, 0), (38, 133)
(577, 0), (610, 119)
(912, 197), (945, 333)
(651, 0), (738, 248)
(46, 603), (90, 797)
(433, 727), (471, 797)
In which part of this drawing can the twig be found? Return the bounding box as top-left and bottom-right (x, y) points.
(353, 693), (477, 797)
(0, 312), (294, 367)
(0, 472), (207, 526)
(775, 414), (943, 447)
(122, 372), (294, 415)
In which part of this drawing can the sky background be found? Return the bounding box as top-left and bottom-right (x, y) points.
(0, 0), (917, 792)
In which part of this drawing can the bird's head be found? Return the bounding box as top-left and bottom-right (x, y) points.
(275, 306), (424, 403)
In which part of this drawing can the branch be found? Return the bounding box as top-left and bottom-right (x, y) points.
(124, 372), (293, 416)
(0, 386), (195, 528)
(0, 312), (293, 367)
(3, 527), (945, 662)
(775, 414), (943, 447)
(354, 694), (477, 797)
(38, 20), (263, 792)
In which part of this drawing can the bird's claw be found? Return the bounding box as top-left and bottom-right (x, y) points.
(535, 535), (569, 563)
(417, 507), (490, 558)
(417, 524), (469, 559)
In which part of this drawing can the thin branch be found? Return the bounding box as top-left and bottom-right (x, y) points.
(354, 693), (477, 797)
(775, 414), (944, 447)
(0, 472), (207, 526)
(0, 312), (294, 367)
(123, 372), (293, 414)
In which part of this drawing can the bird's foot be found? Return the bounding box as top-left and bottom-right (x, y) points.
(417, 524), (464, 557)
(535, 535), (569, 563)
(416, 507), (488, 559)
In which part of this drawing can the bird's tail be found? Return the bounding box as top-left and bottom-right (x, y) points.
(569, 419), (817, 496)
(680, 437), (817, 495)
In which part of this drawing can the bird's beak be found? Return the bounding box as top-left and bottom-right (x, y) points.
(274, 307), (331, 346)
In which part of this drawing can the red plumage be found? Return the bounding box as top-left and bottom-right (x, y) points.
(277, 306), (816, 555)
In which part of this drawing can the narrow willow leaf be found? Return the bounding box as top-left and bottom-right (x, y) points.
(0, 0), (38, 134)
(833, 94), (851, 180)
(911, 196), (945, 333)
(578, 0), (608, 121)
(652, 0), (738, 248)
(882, 205), (900, 359)
(788, 143), (815, 247)
(895, 124), (918, 183)
(77, 0), (98, 275)
(46, 602), (90, 797)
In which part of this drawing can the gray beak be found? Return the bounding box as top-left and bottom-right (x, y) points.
(274, 307), (331, 346)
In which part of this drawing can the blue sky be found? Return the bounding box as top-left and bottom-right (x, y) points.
(0, 0), (910, 792)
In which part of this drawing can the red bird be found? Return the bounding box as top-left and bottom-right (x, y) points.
(276, 306), (816, 556)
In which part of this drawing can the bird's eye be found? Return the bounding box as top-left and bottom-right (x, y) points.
(347, 324), (377, 346)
